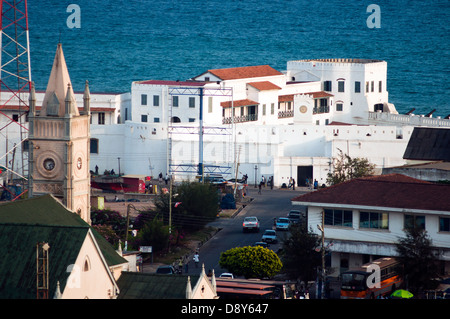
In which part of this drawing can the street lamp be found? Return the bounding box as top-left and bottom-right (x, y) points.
(254, 165), (258, 188)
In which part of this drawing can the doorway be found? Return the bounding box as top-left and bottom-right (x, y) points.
(297, 166), (313, 186)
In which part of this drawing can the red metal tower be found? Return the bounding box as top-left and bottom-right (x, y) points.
(0, 0), (31, 200)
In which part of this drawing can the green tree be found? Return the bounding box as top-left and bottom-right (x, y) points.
(219, 246), (283, 279)
(153, 181), (219, 232)
(395, 227), (441, 294)
(92, 224), (122, 248)
(281, 225), (322, 282)
(133, 216), (170, 254)
(91, 208), (127, 237)
(326, 148), (375, 185)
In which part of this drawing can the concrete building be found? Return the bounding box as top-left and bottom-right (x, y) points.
(291, 174), (450, 277)
(2, 58), (450, 190)
(86, 59), (450, 185)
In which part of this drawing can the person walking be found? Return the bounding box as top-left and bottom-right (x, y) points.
(178, 258), (183, 274)
(258, 182), (262, 194)
(193, 252), (200, 268)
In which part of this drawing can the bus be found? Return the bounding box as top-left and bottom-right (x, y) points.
(340, 257), (402, 299)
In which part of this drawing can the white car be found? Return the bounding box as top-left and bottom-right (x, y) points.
(219, 273), (234, 279)
(261, 229), (277, 244)
(243, 216), (260, 232)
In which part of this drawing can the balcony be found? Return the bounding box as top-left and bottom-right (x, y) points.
(278, 110), (293, 118)
(222, 113), (258, 124)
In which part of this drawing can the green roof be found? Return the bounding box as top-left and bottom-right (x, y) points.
(117, 272), (200, 299)
(0, 194), (87, 226)
(0, 224), (87, 298)
(0, 194), (127, 298)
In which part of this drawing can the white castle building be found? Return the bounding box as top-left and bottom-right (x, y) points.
(1, 58), (449, 188)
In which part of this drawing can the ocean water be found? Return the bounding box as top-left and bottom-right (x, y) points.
(27, 0), (449, 117)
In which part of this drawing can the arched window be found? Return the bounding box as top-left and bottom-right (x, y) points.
(83, 256), (91, 272)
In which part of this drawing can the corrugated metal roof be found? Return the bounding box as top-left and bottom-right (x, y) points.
(404, 127), (450, 161)
(117, 272), (200, 299)
(0, 195), (127, 298)
(0, 224), (87, 299)
(291, 174), (450, 212)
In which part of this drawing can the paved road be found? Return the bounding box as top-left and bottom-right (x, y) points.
(186, 186), (308, 276)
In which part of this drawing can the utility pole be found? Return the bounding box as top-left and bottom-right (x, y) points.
(125, 204), (133, 251)
(317, 210), (326, 299)
(169, 174), (172, 235)
(198, 87), (204, 181)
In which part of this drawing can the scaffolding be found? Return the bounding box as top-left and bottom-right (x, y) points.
(0, 0), (32, 200)
(167, 86), (234, 180)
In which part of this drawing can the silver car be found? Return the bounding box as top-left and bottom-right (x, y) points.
(243, 216), (260, 232)
(261, 229), (277, 243)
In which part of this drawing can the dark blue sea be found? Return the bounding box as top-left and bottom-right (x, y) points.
(28, 0), (449, 117)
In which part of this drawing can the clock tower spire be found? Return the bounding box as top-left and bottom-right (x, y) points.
(28, 44), (91, 224)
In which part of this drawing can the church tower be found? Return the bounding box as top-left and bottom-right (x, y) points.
(28, 43), (91, 224)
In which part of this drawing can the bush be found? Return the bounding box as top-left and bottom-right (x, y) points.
(219, 246), (282, 279)
(133, 216), (170, 254)
(91, 208), (127, 236)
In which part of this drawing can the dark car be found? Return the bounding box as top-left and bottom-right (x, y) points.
(254, 241), (269, 248)
(156, 265), (176, 274)
(287, 210), (301, 223)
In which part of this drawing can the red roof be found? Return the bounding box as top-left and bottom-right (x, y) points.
(278, 94), (294, 102)
(278, 91), (333, 102)
(207, 65), (283, 80)
(247, 81), (281, 91)
(0, 106), (115, 113)
(138, 80), (206, 86)
(291, 174), (450, 212)
(220, 99), (258, 108)
(305, 91), (333, 99)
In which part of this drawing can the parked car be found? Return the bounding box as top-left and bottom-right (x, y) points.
(243, 216), (260, 232)
(156, 265), (176, 274)
(219, 273), (234, 279)
(276, 217), (290, 230)
(287, 210), (301, 224)
(261, 229), (277, 243)
(254, 241), (269, 248)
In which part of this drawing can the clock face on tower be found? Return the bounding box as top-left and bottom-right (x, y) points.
(43, 158), (56, 171)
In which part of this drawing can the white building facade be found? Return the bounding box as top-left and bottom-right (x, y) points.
(87, 59), (448, 185)
(3, 58), (450, 188)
